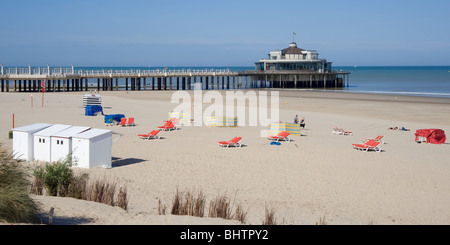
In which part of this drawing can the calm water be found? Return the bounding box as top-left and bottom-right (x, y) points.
(76, 66), (450, 98)
(335, 66), (450, 98)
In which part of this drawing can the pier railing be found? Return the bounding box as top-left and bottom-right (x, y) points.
(76, 68), (235, 77)
(0, 65), (235, 78)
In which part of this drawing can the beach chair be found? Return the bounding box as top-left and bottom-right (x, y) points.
(119, 118), (127, 126)
(218, 137), (242, 148)
(267, 131), (291, 142)
(138, 130), (160, 140)
(352, 139), (382, 152)
(126, 117), (135, 126)
(332, 127), (342, 135)
(158, 121), (176, 131)
(334, 127), (352, 135)
(340, 128), (352, 135)
(362, 135), (384, 144)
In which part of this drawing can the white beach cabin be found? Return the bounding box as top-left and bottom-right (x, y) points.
(50, 126), (91, 163)
(71, 128), (112, 169)
(12, 123), (52, 161)
(33, 124), (72, 162)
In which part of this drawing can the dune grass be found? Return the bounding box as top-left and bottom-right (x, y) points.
(0, 144), (41, 223)
(160, 188), (248, 224)
(262, 205), (277, 225)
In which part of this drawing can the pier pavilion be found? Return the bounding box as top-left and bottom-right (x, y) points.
(251, 41), (350, 88)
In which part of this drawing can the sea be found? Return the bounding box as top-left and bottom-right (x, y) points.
(78, 66), (450, 98)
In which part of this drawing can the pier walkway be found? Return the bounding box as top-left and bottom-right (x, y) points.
(0, 65), (350, 92)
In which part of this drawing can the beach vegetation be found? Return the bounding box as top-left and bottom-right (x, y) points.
(158, 199), (167, 215)
(32, 158), (129, 210)
(170, 188), (206, 217)
(162, 188), (248, 224)
(315, 215), (327, 225)
(0, 144), (40, 223)
(33, 160), (73, 197)
(262, 205), (277, 225)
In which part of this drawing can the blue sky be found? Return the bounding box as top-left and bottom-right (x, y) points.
(0, 0), (449, 67)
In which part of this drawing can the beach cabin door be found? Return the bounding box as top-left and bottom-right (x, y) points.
(12, 132), (29, 161)
(72, 138), (89, 168)
(50, 137), (71, 163)
(34, 136), (51, 162)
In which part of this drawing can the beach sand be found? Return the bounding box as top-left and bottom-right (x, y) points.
(1, 89), (450, 225)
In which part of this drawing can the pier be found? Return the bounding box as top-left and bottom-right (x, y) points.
(0, 65), (350, 93)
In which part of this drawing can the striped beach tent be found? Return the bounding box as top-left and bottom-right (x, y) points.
(268, 122), (301, 136)
(205, 116), (238, 127)
(168, 112), (191, 125)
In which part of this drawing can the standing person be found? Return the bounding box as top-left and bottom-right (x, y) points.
(300, 117), (305, 129)
(294, 115), (299, 124)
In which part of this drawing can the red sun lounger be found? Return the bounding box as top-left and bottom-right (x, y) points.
(362, 135), (384, 144)
(119, 117), (127, 126)
(158, 121), (176, 131)
(126, 117), (135, 126)
(352, 139), (382, 152)
(267, 131), (291, 142)
(138, 130), (160, 140)
(218, 137), (242, 148)
(333, 127), (352, 135)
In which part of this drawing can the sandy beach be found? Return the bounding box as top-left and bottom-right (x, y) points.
(1, 89), (450, 225)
